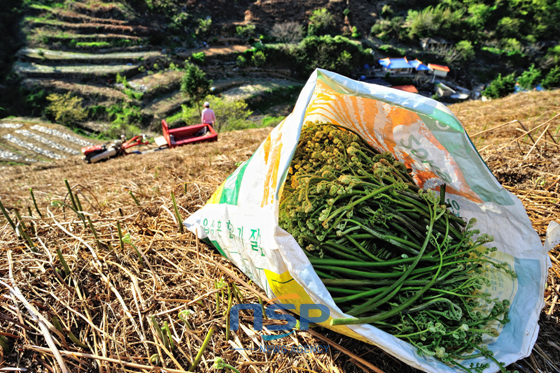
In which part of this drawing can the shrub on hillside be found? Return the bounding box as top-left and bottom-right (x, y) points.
(500, 38), (525, 57)
(168, 12), (191, 35)
(107, 102), (142, 138)
(406, 8), (439, 38)
(180, 96), (252, 132)
(455, 40), (475, 61)
(541, 66), (560, 89)
(496, 17), (523, 38)
(88, 105), (107, 120)
(236, 24), (256, 41)
(261, 115), (285, 127)
(271, 22), (304, 44)
(465, 3), (492, 31)
(378, 44), (406, 56)
(116, 73), (131, 89)
(517, 64), (541, 90)
(482, 72), (516, 99)
(45, 93), (87, 127)
(296, 35), (368, 77)
(196, 17), (212, 38)
(251, 51), (266, 67)
(307, 8), (335, 36)
(191, 51), (206, 65)
(236, 54), (248, 67)
(543, 45), (560, 67)
(406, 5), (465, 40)
(370, 17), (405, 40)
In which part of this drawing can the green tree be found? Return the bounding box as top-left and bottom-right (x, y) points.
(181, 63), (212, 114)
(406, 8), (439, 38)
(308, 8), (335, 36)
(541, 66), (560, 89)
(191, 51), (206, 65)
(406, 5), (464, 40)
(544, 45), (560, 66)
(497, 17), (523, 38)
(370, 17), (404, 40)
(517, 64), (541, 90)
(482, 73), (517, 99)
(236, 54), (247, 67)
(455, 40), (475, 61)
(466, 3), (493, 29)
(251, 50), (266, 67)
(501, 38), (523, 56)
(236, 24), (256, 40)
(196, 17), (212, 38)
(296, 35), (368, 76)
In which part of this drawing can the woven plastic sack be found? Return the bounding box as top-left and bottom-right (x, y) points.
(185, 69), (560, 372)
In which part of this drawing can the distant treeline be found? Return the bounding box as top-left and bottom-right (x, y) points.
(370, 0), (559, 68)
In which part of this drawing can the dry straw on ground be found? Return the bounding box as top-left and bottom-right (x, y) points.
(1, 90), (559, 373)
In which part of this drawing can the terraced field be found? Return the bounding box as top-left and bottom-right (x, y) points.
(15, 1), (165, 114)
(5, 0), (300, 167)
(0, 118), (97, 166)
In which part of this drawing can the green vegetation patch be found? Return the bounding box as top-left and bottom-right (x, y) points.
(75, 41), (111, 48)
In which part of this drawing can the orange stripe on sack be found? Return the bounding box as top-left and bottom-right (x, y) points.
(304, 81), (482, 203)
(261, 122), (285, 207)
(263, 134), (271, 163)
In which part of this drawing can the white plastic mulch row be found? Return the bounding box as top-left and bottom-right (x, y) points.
(0, 149), (37, 162)
(15, 129), (80, 155)
(0, 123), (23, 129)
(30, 125), (93, 147)
(2, 134), (63, 160)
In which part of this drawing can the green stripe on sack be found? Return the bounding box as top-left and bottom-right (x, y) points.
(202, 237), (228, 258)
(210, 239), (227, 258)
(219, 157), (252, 205)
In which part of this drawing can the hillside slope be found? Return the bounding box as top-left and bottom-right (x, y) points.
(8, 0), (300, 134)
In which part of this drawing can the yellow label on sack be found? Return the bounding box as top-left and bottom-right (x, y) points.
(207, 182), (225, 205)
(264, 269), (372, 344)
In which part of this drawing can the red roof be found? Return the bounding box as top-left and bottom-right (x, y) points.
(428, 64), (450, 72)
(391, 85), (418, 93)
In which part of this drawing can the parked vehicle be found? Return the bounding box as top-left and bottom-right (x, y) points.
(82, 135), (148, 163)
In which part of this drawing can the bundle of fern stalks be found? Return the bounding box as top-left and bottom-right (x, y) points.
(279, 122), (516, 372)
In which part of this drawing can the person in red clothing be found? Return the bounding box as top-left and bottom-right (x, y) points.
(201, 101), (216, 127)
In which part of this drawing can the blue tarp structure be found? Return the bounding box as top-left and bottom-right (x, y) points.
(409, 59), (430, 71)
(515, 83), (544, 93)
(378, 57), (411, 69)
(379, 57), (431, 72)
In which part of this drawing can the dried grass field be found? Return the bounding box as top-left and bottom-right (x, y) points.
(1, 90), (559, 373)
